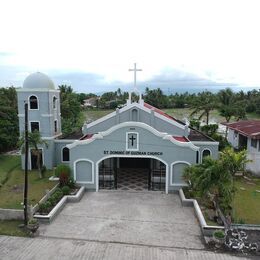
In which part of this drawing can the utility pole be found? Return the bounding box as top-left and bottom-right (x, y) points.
(23, 102), (29, 226)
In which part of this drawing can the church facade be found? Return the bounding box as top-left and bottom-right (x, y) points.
(17, 72), (219, 193)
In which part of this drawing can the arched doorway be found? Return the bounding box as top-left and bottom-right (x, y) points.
(98, 157), (167, 192)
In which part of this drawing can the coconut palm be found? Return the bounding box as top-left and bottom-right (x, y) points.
(19, 131), (48, 178)
(190, 91), (217, 125)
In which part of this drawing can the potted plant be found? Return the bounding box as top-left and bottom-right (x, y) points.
(213, 230), (225, 245)
(27, 218), (39, 234)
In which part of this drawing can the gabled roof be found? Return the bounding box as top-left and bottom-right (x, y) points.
(85, 101), (187, 130)
(223, 120), (260, 139)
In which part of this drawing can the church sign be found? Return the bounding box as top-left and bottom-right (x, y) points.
(103, 150), (163, 156)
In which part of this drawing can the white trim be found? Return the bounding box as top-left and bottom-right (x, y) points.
(54, 139), (75, 143)
(74, 159), (94, 184)
(201, 148), (212, 162)
(170, 161), (191, 186)
(17, 89), (60, 93)
(126, 132), (139, 151)
(18, 114), (25, 117)
(172, 183), (188, 187)
(191, 141), (219, 145)
(41, 114), (53, 117)
(42, 133), (62, 140)
(61, 146), (70, 163)
(95, 155), (169, 194)
(29, 147), (44, 170)
(29, 121), (40, 132)
(68, 121), (199, 151)
(28, 95), (39, 111)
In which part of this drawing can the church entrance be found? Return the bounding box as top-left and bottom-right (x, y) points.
(98, 157), (166, 191)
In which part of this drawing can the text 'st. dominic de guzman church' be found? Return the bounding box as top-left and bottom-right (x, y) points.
(17, 65), (219, 193)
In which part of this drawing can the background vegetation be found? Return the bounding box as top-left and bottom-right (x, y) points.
(1, 85), (260, 152)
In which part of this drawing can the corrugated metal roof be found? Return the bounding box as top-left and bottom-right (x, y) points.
(223, 120), (260, 138)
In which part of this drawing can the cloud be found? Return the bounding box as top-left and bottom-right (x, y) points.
(0, 65), (257, 94)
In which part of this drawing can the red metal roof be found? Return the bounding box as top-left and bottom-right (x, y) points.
(223, 120), (260, 138)
(80, 134), (94, 140)
(172, 136), (189, 142)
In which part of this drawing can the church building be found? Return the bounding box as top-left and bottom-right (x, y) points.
(17, 71), (219, 193)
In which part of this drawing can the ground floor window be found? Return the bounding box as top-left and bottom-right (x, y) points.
(202, 149), (211, 160)
(62, 147), (70, 162)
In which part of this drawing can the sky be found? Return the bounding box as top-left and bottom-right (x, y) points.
(0, 0), (260, 94)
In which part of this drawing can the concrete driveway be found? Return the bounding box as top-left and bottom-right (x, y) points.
(39, 191), (204, 250)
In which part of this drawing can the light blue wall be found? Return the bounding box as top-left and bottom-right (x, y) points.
(70, 123), (198, 191)
(17, 89), (62, 170)
(17, 90), (61, 138)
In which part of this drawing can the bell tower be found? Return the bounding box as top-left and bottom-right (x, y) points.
(17, 72), (61, 169)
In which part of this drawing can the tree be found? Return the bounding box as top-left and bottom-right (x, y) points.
(59, 85), (82, 135)
(184, 148), (251, 216)
(19, 131), (48, 178)
(184, 157), (233, 212)
(144, 87), (168, 108)
(0, 87), (19, 153)
(220, 147), (250, 176)
(190, 91), (217, 125)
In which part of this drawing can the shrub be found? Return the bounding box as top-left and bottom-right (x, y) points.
(28, 218), (38, 225)
(62, 185), (70, 195)
(213, 230), (225, 239)
(55, 164), (71, 178)
(48, 196), (56, 206)
(38, 203), (47, 214)
(44, 201), (52, 211)
(237, 218), (245, 224)
(54, 190), (63, 200)
(59, 172), (70, 187)
(68, 177), (76, 189)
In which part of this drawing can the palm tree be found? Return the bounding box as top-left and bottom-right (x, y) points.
(184, 157), (233, 211)
(19, 131), (48, 178)
(220, 147), (251, 177)
(190, 91), (217, 125)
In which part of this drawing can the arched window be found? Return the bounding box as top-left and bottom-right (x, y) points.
(132, 109), (138, 121)
(53, 96), (57, 109)
(202, 149), (211, 159)
(62, 147), (70, 162)
(29, 95), (38, 109)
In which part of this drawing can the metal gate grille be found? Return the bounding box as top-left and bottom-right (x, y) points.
(149, 159), (166, 191)
(99, 158), (117, 189)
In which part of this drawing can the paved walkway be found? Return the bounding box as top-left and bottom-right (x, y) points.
(39, 191), (204, 250)
(0, 235), (250, 260)
(0, 192), (253, 259)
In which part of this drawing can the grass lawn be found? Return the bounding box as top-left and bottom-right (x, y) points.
(0, 164), (57, 209)
(233, 176), (260, 224)
(0, 155), (20, 184)
(84, 109), (113, 123)
(0, 220), (28, 237)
